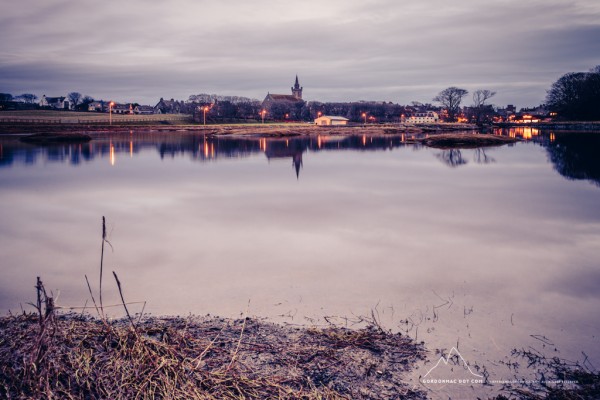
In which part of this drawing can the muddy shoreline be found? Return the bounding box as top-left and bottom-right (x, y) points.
(0, 122), (477, 136)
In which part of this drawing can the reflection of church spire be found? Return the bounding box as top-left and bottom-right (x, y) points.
(293, 152), (303, 179)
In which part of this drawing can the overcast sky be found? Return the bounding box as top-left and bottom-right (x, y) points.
(1, 0), (599, 108)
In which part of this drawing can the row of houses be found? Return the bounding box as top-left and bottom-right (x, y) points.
(39, 95), (172, 115)
(86, 101), (158, 114)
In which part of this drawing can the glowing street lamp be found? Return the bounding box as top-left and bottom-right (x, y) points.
(361, 112), (367, 124)
(109, 101), (115, 125)
(317, 111), (322, 118)
(202, 106), (210, 125)
(260, 109), (266, 124)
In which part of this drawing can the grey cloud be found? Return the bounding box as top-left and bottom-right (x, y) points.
(1, 0), (599, 106)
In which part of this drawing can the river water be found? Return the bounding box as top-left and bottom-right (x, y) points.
(1, 128), (599, 398)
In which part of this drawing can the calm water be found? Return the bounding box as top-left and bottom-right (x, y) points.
(1, 129), (599, 397)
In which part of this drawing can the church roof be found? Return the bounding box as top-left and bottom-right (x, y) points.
(266, 94), (302, 102)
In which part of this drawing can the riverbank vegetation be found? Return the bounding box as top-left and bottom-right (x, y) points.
(0, 292), (426, 399)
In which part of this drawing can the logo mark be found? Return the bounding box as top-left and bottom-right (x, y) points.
(422, 347), (483, 379)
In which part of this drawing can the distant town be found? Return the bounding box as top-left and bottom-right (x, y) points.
(1, 65), (599, 124)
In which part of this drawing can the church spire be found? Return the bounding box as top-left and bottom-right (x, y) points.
(291, 75), (303, 100)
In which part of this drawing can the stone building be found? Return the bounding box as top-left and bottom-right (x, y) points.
(262, 76), (305, 120)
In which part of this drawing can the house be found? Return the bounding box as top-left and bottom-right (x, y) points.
(314, 115), (349, 126)
(112, 103), (133, 114)
(39, 95), (70, 110)
(88, 101), (106, 112)
(155, 98), (182, 114)
(261, 76), (305, 119)
(134, 105), (155, 115)
(405, 111), (439, 124)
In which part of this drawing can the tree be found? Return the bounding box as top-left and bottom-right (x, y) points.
(433, 87), (468, 122)
(17, 93), (38, 104)
(75, 95), (94, 111)
(546, 66), (600, 120)
(472, 89), (496, 108)
(472, 89), (496, 124)
(68, 92), (83, 108)
(0, 93), (13, 102)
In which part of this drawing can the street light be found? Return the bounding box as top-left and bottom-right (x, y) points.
(362, 112), (367, 124)
(260, 109), (266, 124)
(317, 111), (322, 118)
(109, 102), (115, 125)
(202, 106), (209, 125)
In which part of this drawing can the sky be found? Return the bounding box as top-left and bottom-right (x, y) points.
(1, 0), (599, 108)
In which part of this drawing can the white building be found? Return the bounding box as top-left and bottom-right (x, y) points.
(406, 111), (439, 124)
(314, 115), (349, 126)
(39, 95), (70, 110)
(134, 105), (155, 115)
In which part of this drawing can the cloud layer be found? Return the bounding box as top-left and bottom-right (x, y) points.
(1, 0), (599, 107)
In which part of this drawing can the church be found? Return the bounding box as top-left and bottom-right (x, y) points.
(262, 76), (305, 120)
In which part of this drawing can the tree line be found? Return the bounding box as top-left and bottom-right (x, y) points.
(3, 65), (599, 121)
(545, 65), (600, 121)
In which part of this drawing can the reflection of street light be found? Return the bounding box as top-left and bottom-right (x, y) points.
(361, 112), (366, 124)
(260, 109), (266, 124)
(109, 102), (115, 125)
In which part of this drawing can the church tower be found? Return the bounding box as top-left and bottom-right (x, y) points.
(291, 75), (303, 100)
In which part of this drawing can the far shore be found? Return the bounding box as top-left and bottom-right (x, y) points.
(0, 120), (479, 136)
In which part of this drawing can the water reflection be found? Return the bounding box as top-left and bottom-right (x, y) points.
(545, 132), (600, 187)
(436, 149), (467, 167)
(0, 133), (411, 178)
(1, 129), (599, 399)
(1, 130), (599, 186)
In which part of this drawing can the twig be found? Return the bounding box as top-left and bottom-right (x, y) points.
(112, 271), (136, 331)
(56, 301), (146, 310)
(99, 216), (105, 316)
(137, 301), (147, 325)
(84, 274), (102, 318)
(228, 300), (250, 370)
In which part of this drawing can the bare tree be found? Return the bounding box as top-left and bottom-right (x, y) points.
(433, 87), (468, 122)
(68, 92), (83, 107)
(472, 89), (496, 123)
(472, 89), (496, 108)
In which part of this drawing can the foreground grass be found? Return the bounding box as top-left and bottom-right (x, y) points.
(0, 313), (426, 399)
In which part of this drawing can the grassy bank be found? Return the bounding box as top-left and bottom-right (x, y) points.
(0, 312), (426, 399)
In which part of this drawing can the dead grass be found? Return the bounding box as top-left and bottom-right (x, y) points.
(0, 312), (426, 399)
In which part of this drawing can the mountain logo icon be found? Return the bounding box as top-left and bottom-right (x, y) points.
(422, 347), (483, 381)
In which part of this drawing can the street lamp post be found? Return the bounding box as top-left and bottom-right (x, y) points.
(109, 102), (115, 125)
(362, 112), (367, 125)
(203, 106), (209, 125)
(261, 109), (266, 124)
